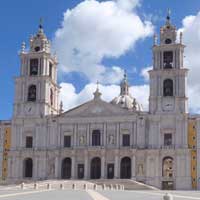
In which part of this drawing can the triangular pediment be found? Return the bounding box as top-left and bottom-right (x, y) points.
(60, 98), (131, 118)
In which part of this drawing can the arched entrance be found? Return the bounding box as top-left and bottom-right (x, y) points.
(162, 157), (174, 190)
(61, 158), (71, 179)
(91, 157), (101, 179)
(162, 157), (173, 177)
(120, 157), (131, 179)
(24, 158), (33, 178)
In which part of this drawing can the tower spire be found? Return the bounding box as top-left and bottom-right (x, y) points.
(93, 81), (102, 100)
(39, 17), (43, 29)
(166, 9), (171, 25)
(120, 70), (129, 95)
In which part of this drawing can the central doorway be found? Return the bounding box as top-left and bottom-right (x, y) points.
(77, 164), (84, 179)
(24, 158), (33, 178)
(61, 158), (71, 179)
(107, 164), (114, 179)
(120, 157), (131, 179)
(91, 157), (101, 179)
(162, 181), (174, 190)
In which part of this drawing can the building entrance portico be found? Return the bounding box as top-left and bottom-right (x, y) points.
(61, 158), (71, 179)
(91, 157), (101, 179)
(120, 157), (131, 179)
(77, 164), (84, 179)
(107, 164), (114, 179)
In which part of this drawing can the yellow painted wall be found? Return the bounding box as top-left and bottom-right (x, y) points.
(2, 127), (11, 180)
(188, 119), (197, 189)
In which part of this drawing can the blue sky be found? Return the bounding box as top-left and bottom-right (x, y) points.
(1, 0), (200, 119)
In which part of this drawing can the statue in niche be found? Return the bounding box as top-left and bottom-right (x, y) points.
(79, 135), (85, 145)
(137, 164), (144, 176)
(108, 134), (115, 145)
(48, 157), (55, 177)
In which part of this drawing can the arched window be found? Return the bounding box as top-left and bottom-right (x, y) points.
(28, 85), (36, 101)
(163, 79), (173, 96)
(92, 130), (101, 146)
(23, 158), (33, 178)
(30, 59), (38, 76)
(162, 157), (173, 177)
(50, 88), (53, 106)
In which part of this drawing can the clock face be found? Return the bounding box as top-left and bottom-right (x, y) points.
(25, 105), (34, 115)
(162, 97), (174, 111)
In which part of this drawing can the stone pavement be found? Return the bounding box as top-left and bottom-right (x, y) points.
(0, 181), (200, 200)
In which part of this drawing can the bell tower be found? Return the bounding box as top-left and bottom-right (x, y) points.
(149, 11), (188, 114)
(13, 21), (60, 118)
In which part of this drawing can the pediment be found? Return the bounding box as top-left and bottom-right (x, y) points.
(60, 99), (131, 118)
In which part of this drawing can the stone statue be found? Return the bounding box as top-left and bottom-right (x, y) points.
(79, 135), (85, 145)
(138, 164), (144, 176)
(108, 135), (114, 145)
(48, 157), (55, 177)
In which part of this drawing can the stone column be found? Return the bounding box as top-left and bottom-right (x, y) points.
(71, 156), (75, 179)
(73, 124), (77, 147)
(87, 124), (90, 146)
(34, 157), (38, 180)
(84, 151), (89, 179)
(116, 123), (120, 148)
(103, 123), (106, 147)
(131, 154), (136, 179)
(55, 156), (59, 179)
(114, 151), (119, 178)
(101, 156), (105, 179)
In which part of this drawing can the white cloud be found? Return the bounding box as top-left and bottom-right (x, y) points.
(140, 66), (152, 82)
(179, 12), (200, 113)
(60, 82), (149, 112)
(53, 0), (153, 84)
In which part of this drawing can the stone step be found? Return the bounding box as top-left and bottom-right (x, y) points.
(88, 179), (158, 190)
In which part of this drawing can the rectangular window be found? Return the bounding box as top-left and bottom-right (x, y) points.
(49, 62), (53, 78)
(163, 51), (173, 69)
(122, 134), (130, 146)
(26, 136), (33, 148)
(30, 59), (39, 76)
(164, 133), (172, 146)
(64, 135), (71, 147)
(92, 130), (101, 146)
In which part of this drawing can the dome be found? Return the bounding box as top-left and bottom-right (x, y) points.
(111, 94), (143, 111)
(110, 71), (143, 111)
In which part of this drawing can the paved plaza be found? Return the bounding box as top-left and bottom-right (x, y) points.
(0, 182), (200, 200)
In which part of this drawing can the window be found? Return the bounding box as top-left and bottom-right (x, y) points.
(26, 136), (33, 148)
(164, 133), (172, 146)
(122, 134), (130, 146)
(163, 79), (173, 96)
(64, 136), (71, 147)
(163, 51), (173, 68)
(49, 62), (53, 78)
(30, 59), (39, 76)
(92, 130), (101, 146)
(50, 89), (53, 106)
(28, 85), (36, 101)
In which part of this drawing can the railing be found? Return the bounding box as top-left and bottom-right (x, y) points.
(7, 144), (187, 153)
